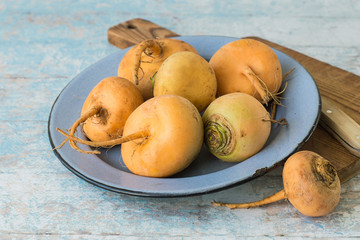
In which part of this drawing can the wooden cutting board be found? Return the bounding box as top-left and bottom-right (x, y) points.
(107, 18), (360, 183)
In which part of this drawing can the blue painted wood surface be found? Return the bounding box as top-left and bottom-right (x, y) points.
(1, 0), (359, 238)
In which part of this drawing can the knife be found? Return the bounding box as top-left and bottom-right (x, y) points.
(320, 96), (360, 157)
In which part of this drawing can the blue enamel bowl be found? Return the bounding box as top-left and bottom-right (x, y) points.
(48, 36), (321, 197)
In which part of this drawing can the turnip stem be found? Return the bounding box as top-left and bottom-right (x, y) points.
(57, 128), (150, 149)
(212, 189), (286, 209)
(243, 66), (270, 104)
(133, 39), (163, 85)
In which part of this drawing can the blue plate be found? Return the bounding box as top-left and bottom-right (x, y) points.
(48, 36), (321, 197)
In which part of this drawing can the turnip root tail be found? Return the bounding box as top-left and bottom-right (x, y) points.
(270, 67), (294, 107)
(133, 39), (164, 85)
(55, 106), (149, 154)
(263, 118), (288, 126)
(282, 67), (295, 81)
(211, 189), (286, 209)
(68, 106), (102, 154)
(56, 128), (150, 153)
(52, 107), (100, 154)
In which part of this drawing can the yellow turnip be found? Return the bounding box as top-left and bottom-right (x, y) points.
(118, 38), (198, 100)
(59, 76), (143, 154)
(81, 76), (144, 142)
(153, 51), (217, 112)
(202, 93), (271, 162)
(212, 151), (341, 217)
(209, 39), (282, 104)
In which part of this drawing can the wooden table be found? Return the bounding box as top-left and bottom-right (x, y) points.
(1, 1), (359, 239)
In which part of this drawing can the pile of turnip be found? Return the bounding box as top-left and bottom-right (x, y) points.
(56, 38), (341, 216)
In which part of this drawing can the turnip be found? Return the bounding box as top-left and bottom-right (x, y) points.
(118, 38), (198, 100)
(57, 95), (204, 178)
(202, 93), (271, 162)
(80, 77), (143, 141)
(212, 151), (341, 217)
(209, 39), (282, 104)
(153, 51), (217, 112)
(60, 76), (143, 154)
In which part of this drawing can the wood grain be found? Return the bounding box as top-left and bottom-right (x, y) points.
(107, 18), (360, 183)
(108, 18), (179, 49)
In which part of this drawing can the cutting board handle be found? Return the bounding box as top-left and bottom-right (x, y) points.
(108, 18), (179, 49)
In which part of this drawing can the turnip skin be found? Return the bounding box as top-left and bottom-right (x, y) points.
(212, 151), (341, 217)
(118, 39), (198, 100)
(209, 39), (282, 104)
(154, 51), (217, 112)
(202, 93), (271, 162)
(58, 76), (143, 154)
(121, 95), (204, 178)
(283, 151), (341, 217)
(81, 76), (144, 142)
